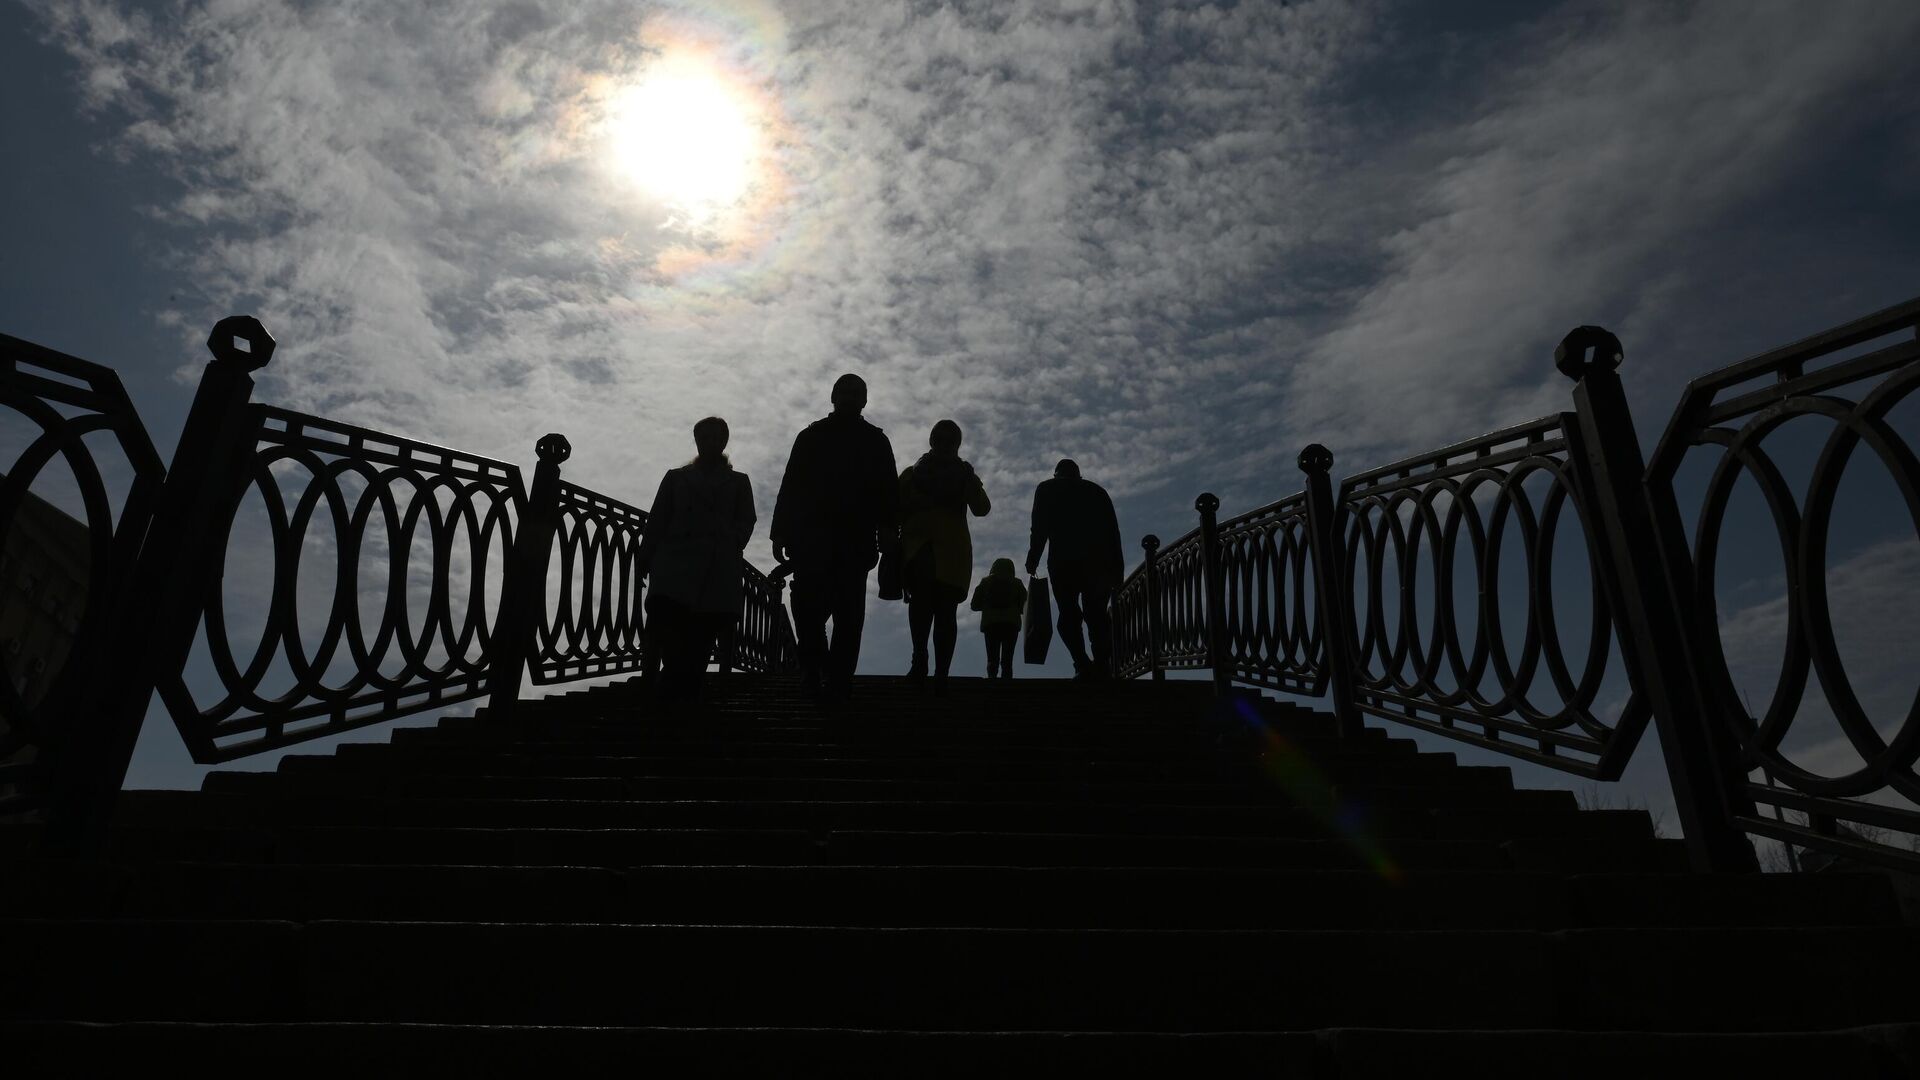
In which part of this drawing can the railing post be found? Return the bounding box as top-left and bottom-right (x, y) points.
(1141, 534), (1166, 681)
(487, 433), (569, 720)
(770, 576), (795, 674)
(1556, 326), (1759, 873)
(1299, 444), (1364, 740)
(718, 615), (738, 676)
(42, 316), (273, 854)
(769, 569), (799, 674)
(1195, 492), (1233, 698)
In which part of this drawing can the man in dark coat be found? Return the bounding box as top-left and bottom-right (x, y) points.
(771, 374), (899, 701)
(1026, 459), (1123, 678)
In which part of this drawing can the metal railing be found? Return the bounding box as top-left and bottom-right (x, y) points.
(1648, 296), (1920, 874)
(530, 472), (651, 686)
(0, 332), (164, 817)
(155, 404), (528, 761)
(1338, 414), (1642, 777)
(1, 317), (797, 842)
(1110, 295), (1920, 874)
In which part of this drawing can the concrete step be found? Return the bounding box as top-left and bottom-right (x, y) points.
(220, 769), (1568, 812)
(7, 919), (1916, 1031)
(305, 746), (1490, 787)
(119, 790), (1656, 843)
(389, 724), (1417, 759)
(7, 1021), (1914, 1077)
(3, 862), (1898, 931)
(4, 819), (1689, 871)
(0, 1021), (1303, 1075)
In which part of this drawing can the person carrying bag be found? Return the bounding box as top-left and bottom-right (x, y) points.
(1023, 574), (1052, 665)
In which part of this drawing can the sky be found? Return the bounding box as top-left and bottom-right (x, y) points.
(5, 0), (1920, 835)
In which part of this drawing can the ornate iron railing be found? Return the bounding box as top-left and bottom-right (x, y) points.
(0, 333), (164, 814)
(1110, 539), (1161, 680)
(1646, 295), (1920, 872)
(1337, 415), (1643, 778)
(530, 476), (650, 685)
(729, 561), (799, 675)
(1110, 294), (1920, 874)
(155, 406), (527, 761)
(1136, 526), (1211, 675)
(1212, 491), (1325, 697)
(0, 317), (796, 840)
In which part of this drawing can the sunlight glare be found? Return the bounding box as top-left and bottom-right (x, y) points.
(606, 55), (759, 217)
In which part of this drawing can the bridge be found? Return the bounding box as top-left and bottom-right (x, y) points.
(4, 298), (1920, 1072)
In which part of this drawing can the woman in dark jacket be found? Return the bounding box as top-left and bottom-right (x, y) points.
(897, 419), (989, 692)
(637, 416), (756, 704)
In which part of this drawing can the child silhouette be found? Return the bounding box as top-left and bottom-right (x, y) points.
(969, 558), (1027, 679)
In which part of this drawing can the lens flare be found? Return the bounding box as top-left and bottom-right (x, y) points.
(1231, 696), (1405, 885)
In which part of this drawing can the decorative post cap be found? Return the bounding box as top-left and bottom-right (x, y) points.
(535, 432), (573, 463)
(207, 315), (275, 371)
(1195, 492), (1220, 515)
(1554, 325), (1624, 380)
(1142, 534), (1161, 554)
(1297, 443), (1334, 475)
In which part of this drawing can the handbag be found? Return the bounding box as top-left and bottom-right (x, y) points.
(1023, 576), (1052, 664)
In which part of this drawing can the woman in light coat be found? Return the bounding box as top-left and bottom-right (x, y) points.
(897, 418), (989, 692)
(637, 417), (756, 704)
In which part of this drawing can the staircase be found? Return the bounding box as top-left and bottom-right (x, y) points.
(5, 678), (1917, 1075)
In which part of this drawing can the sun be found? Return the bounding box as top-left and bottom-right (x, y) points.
(606, 52), (761, 218)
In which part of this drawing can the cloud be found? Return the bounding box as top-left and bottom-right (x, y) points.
(25, 0), (1381, 582)
(21, 0), (1920, 704)
(1286, 0), (1920, 459)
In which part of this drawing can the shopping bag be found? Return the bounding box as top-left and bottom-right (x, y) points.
(1023, 576), (1052, 664)
(876, 536), (903, 601)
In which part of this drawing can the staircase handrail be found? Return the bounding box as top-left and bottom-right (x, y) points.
(0, 318), (797, 848)
(1109, 293), (1920, 874)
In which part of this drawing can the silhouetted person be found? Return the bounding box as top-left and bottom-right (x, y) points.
(637, 417), (756, 705)
(970, 557), (1027, 679)
(771, 375), (899, 701)
(898, 419), (990, 692)
(1026, 458), (1123, 679)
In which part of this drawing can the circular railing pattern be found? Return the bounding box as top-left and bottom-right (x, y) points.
(1335, 418), (1629, 772)
(1679, 347), (1920, 824)
(162, 407), (524, 759)
(1110, 552), (1156, 680)
(0, 335), (163, 808)
(1151, 527), (1210, 669)
(732, 561), (798, 675)
(531, 481), (647, 683)
(1214, 495), (1322, 694)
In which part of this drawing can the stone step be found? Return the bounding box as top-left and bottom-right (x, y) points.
(390, 724), (1413, 759)
(307, 746), (1488, 787)
(3, 862), (1898, 931)
(564, 675), (1221, 701)
(7, 1021), (1915, 1077)
(7, 920), (1916, 1031)
(227, 769), (1564, 812)
(433, 713), (1374, 747)
(0, 1021), (1303, 1075)
(3, 821), (1683, 871)
(120, 790), (1654, 842)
